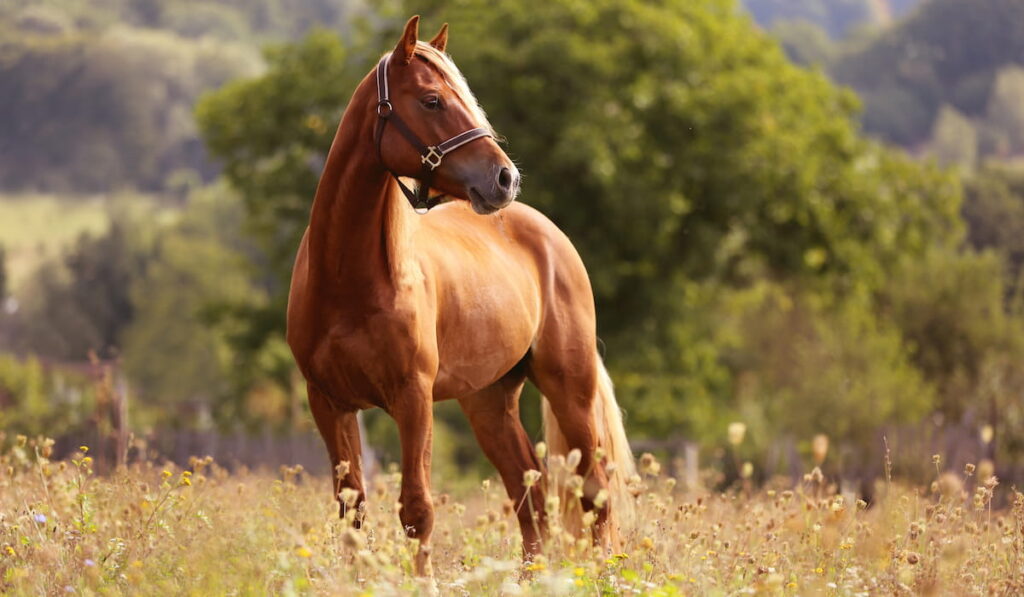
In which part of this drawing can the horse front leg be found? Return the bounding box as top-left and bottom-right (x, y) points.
(308, 385), (366, 525)
(391, 390), (435, 577)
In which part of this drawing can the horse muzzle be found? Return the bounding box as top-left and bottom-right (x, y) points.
(468, 165), (520, 215)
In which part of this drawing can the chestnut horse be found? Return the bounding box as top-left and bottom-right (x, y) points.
(286, 16), (635, 575)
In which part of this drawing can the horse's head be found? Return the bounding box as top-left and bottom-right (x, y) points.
(373, 16), (519, 215)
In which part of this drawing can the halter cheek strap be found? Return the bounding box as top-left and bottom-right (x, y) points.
(374, 53), (492, 213)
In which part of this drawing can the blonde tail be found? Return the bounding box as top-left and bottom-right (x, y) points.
(541, 356), (636, 530)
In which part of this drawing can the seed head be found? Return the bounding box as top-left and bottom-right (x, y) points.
(566, 449), (582, 472)
(727, 422), (747, 446)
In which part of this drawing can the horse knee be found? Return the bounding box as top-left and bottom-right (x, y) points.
(399, 495), (434, 539)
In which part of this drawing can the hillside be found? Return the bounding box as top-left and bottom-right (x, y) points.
(830, 0), (1024, 160)
(0, 0), (368, 194)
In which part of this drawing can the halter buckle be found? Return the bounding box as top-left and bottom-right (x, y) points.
(421, 146), (444, 170)
(376, 100), (393, 117)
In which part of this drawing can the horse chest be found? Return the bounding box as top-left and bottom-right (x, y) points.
(305, 308), (432, 410)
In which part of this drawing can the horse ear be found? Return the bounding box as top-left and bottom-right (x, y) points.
(394, 15), (419, 65)
(428, 23), (448, 52)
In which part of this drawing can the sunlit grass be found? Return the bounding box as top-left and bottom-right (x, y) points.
(0, 195), (110, 292)
(1, 435), (1021, 595)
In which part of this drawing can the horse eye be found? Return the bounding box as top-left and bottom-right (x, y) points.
(421, 96), (442, 111)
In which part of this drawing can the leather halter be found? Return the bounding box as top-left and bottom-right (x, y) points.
(373, 53), (492, 213)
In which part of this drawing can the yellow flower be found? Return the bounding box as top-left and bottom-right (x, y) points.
(574, 578), (584, 587)
(296, 547), (312, 558)
(787, 581), (798, 588)
(82, 456), (93, 466)
(525, 562), (546, 571)
(574, 567), (586, 577)
(641, 537), (654, 550)
(815, 567), (824, 574)
(79, 446), (89, 453)
(161, 470), (172, 480)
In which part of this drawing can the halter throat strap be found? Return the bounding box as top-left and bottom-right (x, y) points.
(374, 53), (492, 213)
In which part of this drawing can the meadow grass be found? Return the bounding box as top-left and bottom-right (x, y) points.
(0, 195), (110, 292)
(0, 435), (1021, 596)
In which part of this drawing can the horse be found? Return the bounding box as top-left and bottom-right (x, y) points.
(286, 16), (635, 576)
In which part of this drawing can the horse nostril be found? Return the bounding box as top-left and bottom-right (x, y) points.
(497, 167), (513, 192)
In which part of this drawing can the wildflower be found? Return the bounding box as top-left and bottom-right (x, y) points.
(639, 453), (660, 476)
(340, 488), (360, 508)
(641, 537), (654, 550)
(740, 462), (754, 479)
(582, 511), (597, 528)
(932, 454), (941, 466)
(544, 495), (560, 516)
(296, 546), (312, 558)
(336, 460), (350, 478)
(594, 446), (605, 462)
(534, 442), (547, 459)
(79, 446), (89, 453)
(523, 469), (542, 487)
(574, 567), (586, 577)
(16, 435), (26, 447)
(593, 489), (609, 509)
(84, 559), (96, 567)
(567, 474), (584, 498)
(980, 425), (994, 445)
(727, 422), (746, 446)
(161, 470), (172, 480)
(965, 463), (976, 475)
(82, 457), (93, 467)
(33, 513), (46, 524)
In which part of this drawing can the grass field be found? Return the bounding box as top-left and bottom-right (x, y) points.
(0, 195), (110, 293)
(1, 437), (1021, 596)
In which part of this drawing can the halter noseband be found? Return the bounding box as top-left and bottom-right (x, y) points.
(374, 53), (492, 213)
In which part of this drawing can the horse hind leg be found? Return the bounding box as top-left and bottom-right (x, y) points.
(308, 385), (366, 526)
(528, 342), (636, 551)
(458, 367), (546, 558)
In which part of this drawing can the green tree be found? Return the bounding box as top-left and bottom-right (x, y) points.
(122, 188), (270, 430)
(18, 216), (150, 360)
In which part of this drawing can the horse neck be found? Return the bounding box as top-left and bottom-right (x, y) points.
(307, 95), (414, 296)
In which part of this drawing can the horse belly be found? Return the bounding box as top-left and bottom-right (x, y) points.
(432, 282), (538, 400)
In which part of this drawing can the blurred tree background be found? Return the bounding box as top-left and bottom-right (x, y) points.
(1, 0), (1023, 485)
